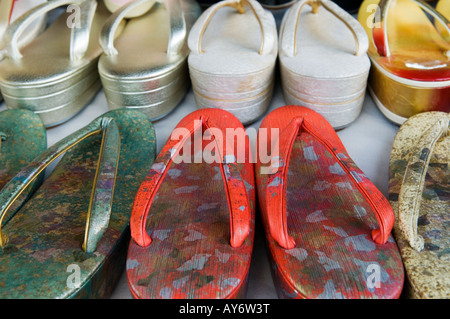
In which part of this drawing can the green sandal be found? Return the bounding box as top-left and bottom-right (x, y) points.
(0, 109), (156, 298)
(0, 109), (47, 224)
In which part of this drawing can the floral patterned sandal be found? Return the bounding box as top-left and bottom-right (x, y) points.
(389, 111), (450, 298)
(256, 105), (404, 298)
(127, 108), (255, 299)
(0, 109), (46, 225)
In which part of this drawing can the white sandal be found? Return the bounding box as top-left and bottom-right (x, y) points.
(99, 0), (201, 121)
(279, 0), (370, 129)
(187, 0), (278, 125)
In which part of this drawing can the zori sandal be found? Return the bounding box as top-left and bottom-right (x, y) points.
(99, 0), (201, 121)
(187, 0), (278, 125)
(127, 108), (255, 299)
(256, 105), (404, 299)
(0, 109), (156, 298)
(0, 0), (48, 102)
(0, 0), (122, 127)
(279, 0), (370, 129)
(357, 0), (450, 125)
(389, 111), (449, 299)
(0, 109), (47, 225)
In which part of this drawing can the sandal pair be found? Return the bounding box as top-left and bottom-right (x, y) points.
(0, 0), (200, 126)
(0, 109), (156, 298)
(188, 0), (370, 129)
(127, 105), (404, 299)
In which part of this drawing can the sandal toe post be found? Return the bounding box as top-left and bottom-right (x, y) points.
(187, 0), (278, 125)
(0, 109), (156, 298)
(389, 111), (450, 298)
(127, 108), (255, 299)
(256, 105), (404, 299)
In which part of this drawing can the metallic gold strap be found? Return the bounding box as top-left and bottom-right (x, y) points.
(0, 117), (120, 252)
(376, 0), (450, 57)
(197, 0), (265, 55)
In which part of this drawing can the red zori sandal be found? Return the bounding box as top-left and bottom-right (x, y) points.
(255, 105), (404, 299)
(127, 108), (255, 299)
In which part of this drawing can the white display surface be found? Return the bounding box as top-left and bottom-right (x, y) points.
(1, 76), (398, 299)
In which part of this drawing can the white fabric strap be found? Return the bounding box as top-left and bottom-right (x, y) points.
(188, 0), (275, 56)
(280, 0), (369, 58)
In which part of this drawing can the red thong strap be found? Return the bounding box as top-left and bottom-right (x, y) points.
(266, 116), (394, 249)
(130, 115), (251, 248)
(9, 1), (17, 22)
